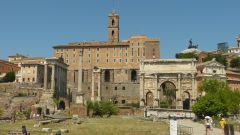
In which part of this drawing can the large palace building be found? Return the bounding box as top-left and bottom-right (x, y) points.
(53, 10), (160, 105)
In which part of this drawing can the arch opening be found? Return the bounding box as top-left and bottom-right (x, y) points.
(59, 100), (65, 110)
(160, 81), (176, 109)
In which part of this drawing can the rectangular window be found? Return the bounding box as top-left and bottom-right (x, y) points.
(125, 59), (128, 63)
(97, 48), (99, 51)
(114, 52), (116, 57)
(122, 100), (126, 104)
(125, 53), (128, 56)
(119, 59), (122, 63)
(88, 60), (91, 63)
(132, 48), (134, 56)
(138, 48), (140, 56)
(97, 59), (99, 63)
(106, 59), (108, 63)
(97, 54), (99, 58)
(73, 48), (76, 52)
(114, 59), (116, 63)
(131, 59), (134, 63)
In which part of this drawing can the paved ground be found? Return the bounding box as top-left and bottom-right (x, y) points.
(178, 119), (240, 135)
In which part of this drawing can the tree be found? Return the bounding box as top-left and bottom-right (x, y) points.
(192, 80), (240, 119)
(86, 101), (119, 117)
(203, 54), (227, 67)
(175, 52), (198, 59)
(230, 57), (240, 68)
(2, 71), (15, 82)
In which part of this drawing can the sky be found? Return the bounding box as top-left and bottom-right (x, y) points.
(0, 0), (240, 60)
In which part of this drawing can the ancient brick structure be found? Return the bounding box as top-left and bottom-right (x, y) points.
(53, 10), (160, 105)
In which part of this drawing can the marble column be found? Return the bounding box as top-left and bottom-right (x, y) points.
(153, 74), (159, 107)
(191, 73), (196, 107)
(177, 74), (182, 109)
(139, 74), (145, 107)
(51, 64), (55, 91)
(97, 70), (101, 101)
(91, 70), (95, 101)
(76, 49), (84, 104)
(44, 63), (48, 90)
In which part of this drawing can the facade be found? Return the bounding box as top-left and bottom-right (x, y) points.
(15, 57), (68, 97)
(53, 10), (160, 104)
(0, 59), (20, 79)
(226, 69), (240, 91)
(139, 59), (197, 109)
(196, 58), (226, 93)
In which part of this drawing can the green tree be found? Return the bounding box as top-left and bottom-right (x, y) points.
(230, 57), (240, 68)
(2, 71), (15, 82)
(203, 54), (227, 67)
(193, 80), (240, 118)
(52, 89), (59, 109)
(86, 101), (119, 117)
(175, 52), (198, 59)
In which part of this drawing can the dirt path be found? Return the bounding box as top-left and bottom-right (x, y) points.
(178, 119), (240, 135)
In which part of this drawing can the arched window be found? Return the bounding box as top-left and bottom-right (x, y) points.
(112, 19), (115, 26)
(104, 70), (110, 82)
(112, 30), (115, 37)
(131, 70), (137, 82)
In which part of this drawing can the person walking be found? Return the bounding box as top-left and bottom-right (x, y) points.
(205, 117), (211, 135)
(219, 118), (226, 135)
(22, 125), (28, 135)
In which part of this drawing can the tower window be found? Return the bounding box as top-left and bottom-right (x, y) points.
(115, 86), (117, 90)
(112, 19), (115, 26)
(112, 30), (114, 37)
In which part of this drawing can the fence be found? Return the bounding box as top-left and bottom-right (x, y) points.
(177, 125), (193, 135)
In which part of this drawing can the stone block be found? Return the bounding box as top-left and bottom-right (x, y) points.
(61, 129), (69, 133)
(42, 128), (52, 132)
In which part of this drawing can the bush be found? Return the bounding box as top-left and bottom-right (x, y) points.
(0, 108), (3, 117)
(160, 101), (169, 108)
(87, 101), (119, 117)
(2, 71), (15, 82)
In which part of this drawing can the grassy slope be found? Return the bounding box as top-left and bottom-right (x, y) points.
(0, 116), (169, 135)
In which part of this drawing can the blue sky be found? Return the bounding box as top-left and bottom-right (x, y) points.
(0, 0), (240, 59)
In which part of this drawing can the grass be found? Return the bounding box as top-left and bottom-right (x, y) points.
(0, 116), (169, 135)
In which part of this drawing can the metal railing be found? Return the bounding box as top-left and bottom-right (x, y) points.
(178, 125), (193, 135)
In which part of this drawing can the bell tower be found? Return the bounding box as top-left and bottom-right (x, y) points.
(108, 10), (119, 43)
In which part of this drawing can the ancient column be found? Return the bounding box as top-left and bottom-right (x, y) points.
(139, 73), (145, 107)
(51, 64), (55, 91)
(44, 63), (48, 90)
(153, 74), (159, 107)
(191, 73), (196, 107)
(76, 49), (85, 104)
(177, 74), (181, 109)
(97, 70), (101, 101)
(91, 70), (95, 101)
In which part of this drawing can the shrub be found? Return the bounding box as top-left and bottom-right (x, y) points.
(86, 101), (119, 117)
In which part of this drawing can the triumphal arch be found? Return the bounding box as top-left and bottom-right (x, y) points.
(139, 59), (197, 110)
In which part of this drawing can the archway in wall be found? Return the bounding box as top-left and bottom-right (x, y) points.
(146, 91), (154, 107)
(131, 70), (137, 82)
(59, 100), (65, 110)
(160, 81), (177, 109)
(182, 91), (190, 110)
